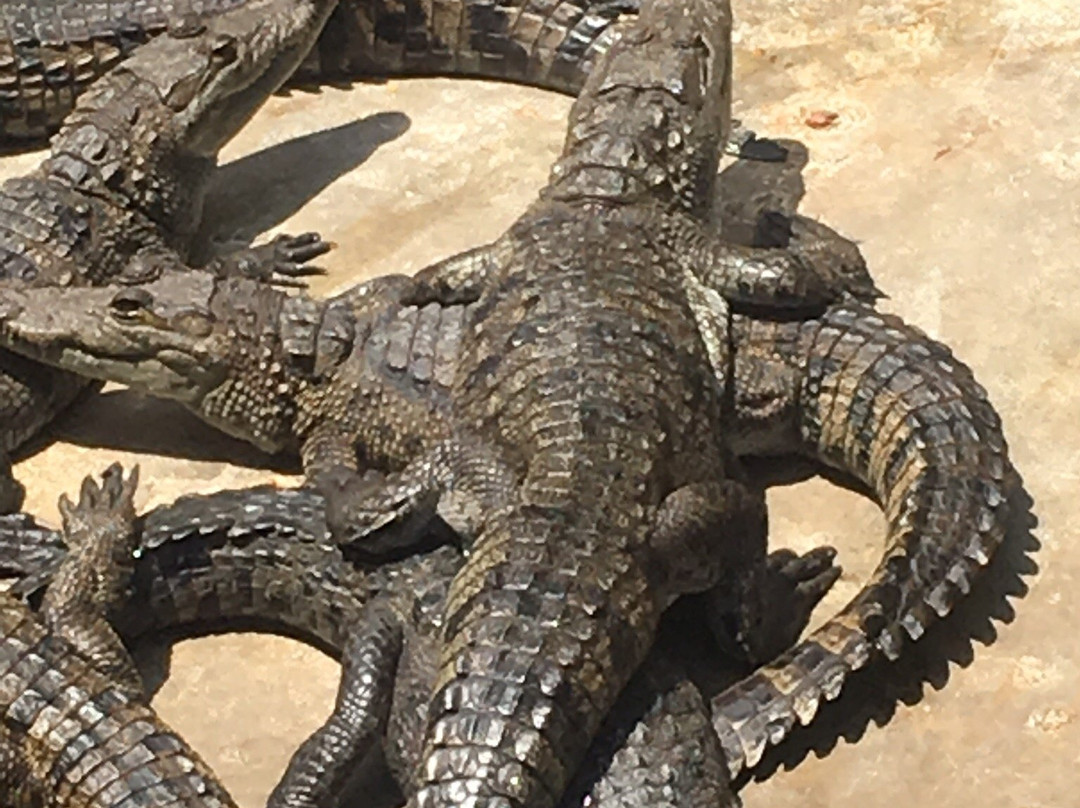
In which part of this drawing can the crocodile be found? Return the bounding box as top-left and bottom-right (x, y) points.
(0, 0), (632, 144)
(0, 0), (790, 166)
(0, 263), (1017, 801)
(0, 463), (243, 808)
(0, 0), (341, 511)
(0, 262), (1018, 801)
(0, 482), (839, 808)
(0, 1), (1015, 798)
(306, 0), (876, 802)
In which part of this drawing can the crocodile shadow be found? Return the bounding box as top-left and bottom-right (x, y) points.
(195, 111), (410, 257)
(40, 388), (296, 471)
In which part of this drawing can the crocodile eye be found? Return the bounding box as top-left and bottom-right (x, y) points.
(110, 289), (153, 322)
(209, 34), (238, 65)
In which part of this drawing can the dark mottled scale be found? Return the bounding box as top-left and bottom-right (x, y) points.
(0, 597), (239, 808)
(0, 482), (751, 807)
(712, 302), (1014, 779)
(1, 0), (640, 143)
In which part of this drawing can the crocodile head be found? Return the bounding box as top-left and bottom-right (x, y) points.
(0, 271), (304, 454)
(122, 0), (339, 157)
(545, 0), (733, 213)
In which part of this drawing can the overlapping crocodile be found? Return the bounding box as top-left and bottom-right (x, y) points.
(0, 0), (1018, 802)
(0, 478), (840, 808)
(0, 0), (918, 802)
(0, 0), (636, 143)
(0, 0), (339, 510)
(0, 464), (242, 808)
(304, 0), (871, 802)
(0, 157), (1016, 808)
(0, 260), (1016, 801)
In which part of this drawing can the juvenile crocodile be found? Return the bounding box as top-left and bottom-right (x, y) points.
(0, 0), (340, 510)
(0, 0), (633, 144)
(0, 482), (839, 808)
(0, 464), (241, 808)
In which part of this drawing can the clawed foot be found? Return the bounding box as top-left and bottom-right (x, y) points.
(213, 232), (333, 288)
(782, 214), (882, 303)
(753, 545), (842, 663)
(58, 462), (139, 548)
(315, 466), (437, 557)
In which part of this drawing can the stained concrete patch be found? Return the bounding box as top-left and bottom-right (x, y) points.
(1, 0), (1075, 805)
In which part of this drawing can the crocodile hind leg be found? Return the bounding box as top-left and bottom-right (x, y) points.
(655, 479), (843, 669)
(571, 543), (839, 808)
(563, 654), (742, 808)
(709, 546), (842, 669)
(268, 602), (404, 808)
(270, 601), (747, 808)
(275, 485), (839, 808)
(40, 463), (145, 701)
(321, 436), (515, 553)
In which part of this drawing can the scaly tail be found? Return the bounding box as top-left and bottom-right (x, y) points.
(307, 0), (635, 93)
(713, 303), (1012, 777)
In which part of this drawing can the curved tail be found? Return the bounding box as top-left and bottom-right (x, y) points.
(713, 303), (1012, 777)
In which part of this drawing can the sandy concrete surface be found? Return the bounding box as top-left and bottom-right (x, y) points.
(1, 0), (1077, 805)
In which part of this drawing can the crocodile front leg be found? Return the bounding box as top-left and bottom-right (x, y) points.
(397, 241), (512, 308)
(690, 219), (881, 310)
(204, 231), (334, 286)
(123, 232), (334, 286)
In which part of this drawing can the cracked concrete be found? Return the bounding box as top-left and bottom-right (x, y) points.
(1, 0), (1076, 805)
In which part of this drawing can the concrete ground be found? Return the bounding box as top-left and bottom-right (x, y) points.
(2, 0), (1077, 805)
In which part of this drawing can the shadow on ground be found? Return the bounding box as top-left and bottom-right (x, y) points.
(45, 389), (292, 471)
(198, 112), (410, 253)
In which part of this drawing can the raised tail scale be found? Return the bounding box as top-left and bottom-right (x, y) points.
(714, 302), (1013, 776)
